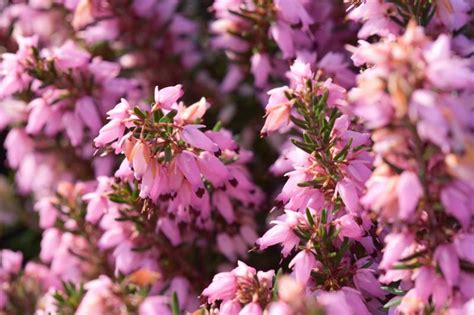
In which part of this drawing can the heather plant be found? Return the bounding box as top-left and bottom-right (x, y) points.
(0, 1), (473, 315)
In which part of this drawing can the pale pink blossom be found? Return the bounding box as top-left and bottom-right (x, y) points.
(202, 271), (237, 303)
(289, 249), (318, 286)
(153, 84), (183, 111)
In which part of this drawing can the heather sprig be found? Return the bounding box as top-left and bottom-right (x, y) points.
(349, 21), (474, 314)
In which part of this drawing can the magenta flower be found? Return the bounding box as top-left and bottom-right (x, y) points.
(256, 211), (301, 257)
(153, 84), (183, 111)
(289, 249), (318, 286)
(202, 271), (237, 303)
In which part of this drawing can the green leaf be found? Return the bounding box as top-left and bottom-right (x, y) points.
(305, 208), (315, 226)
(272, 268), (283, 300)
(290, 116), (309, 129)
(382, 157), (404, 174)
(321, 209), (327, 224)
(284, 90), (293, 101)
(159, 114), (171, 123)
(381, 286), (406, 296)
(323, 108), (339, 143)
(294, 226), (311, 240)
(334, 237), (350, 264)
(164, 146), (173, 162)
(228, 9), (259, 22)
(291, 139), (314, 154)
(383, 298), (402, 309)
(133, 107), (147, 119)
(159, 110), (177, 123)
(297, 177), (326, 188)
(392, 262), (423, 270)
(460, 260), (474, 272)
(398, 250), (428, 262)
(305, 79), (313, 91)
(313, 91), (329, 114)
(303, 132), (314, 144)
(153, 110), (163, 123)
(108, 194), (127, 204)
(334, 138), (353, 161)
(212, 121), (223, 131)
(171, 292), (180, 315)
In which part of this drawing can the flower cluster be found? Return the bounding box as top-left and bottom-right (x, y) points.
(347, 0), (472, 38)
(0, 37), (142, 196)
(29, 173), (256, 314)
(0, 1), (473, 315)
(211, 0), (357, 91)
(251, 60), (384, 313)
(95, 85), (263, 256)
(349, 22), (474, 314)
(0, 0), (201, 90)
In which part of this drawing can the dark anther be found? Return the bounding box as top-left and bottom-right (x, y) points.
(196, 187), (205, 198)
(229, 178), (238, 187)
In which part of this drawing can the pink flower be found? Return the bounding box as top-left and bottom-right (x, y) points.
(139, 296), (171, 315)
(424, 35), (474, 90)
(287, 59), (313, 88)
(217, 233), (237, 261)
(72, 0), (96, 29)
(441, 183), (471, 228)
(354, 269), (385, 299)
(379, 233), (414, 270)
(336, 214), (364, 240)
(240, 302), (262, 315)
(414, 267), (436, 302)
(251, 53), (271, 88)
(398, 289), (424, 314)
(316, 290), (352, 315)
(94, 98), (130, 146)
(336, 178), (361, 213)
(4, 128), (33, 168)
(168, 277), (192, 309)
(0, 250), (23, 274)
(198, 151), (230, 187)
(35, 198), (57, 229)
(267, 302), (292, 315)
(454, 234), (474, 263)
(75, 96), (102, 134)
(129, 141), (151, 179)
(434, 244), (460, 287)
(40, 228), (61, 263)
(261, 87), (292, 135)
(176, 151), (204, 194)
(270, 22), (294, 58)
(181, 125), (218, 152)
(341, 287), (370, 315)
(83, 177), (111, 224)
(54, 41), (91, 70)
(25, 98), (50, 135)
(212, 192), (234, 223)
(220, 65), (244, 93)
(0, 290), (7, 310)
(397, 171), (423, 220)
(289, 249), (318, 286)
(202, 271), (237, 303)
(176, 97), (209, 123)
(274, 0), (313, 29)
(256, 211), (300, 256)
(153, 84), (183, 111)
(62, 112), (84, 146)
(76, 276), (116, 315)
(220, 300), (241, 315)
(157, 217), (181, 246)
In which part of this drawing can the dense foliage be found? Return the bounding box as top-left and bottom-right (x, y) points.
(0, 0), (473, 314)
